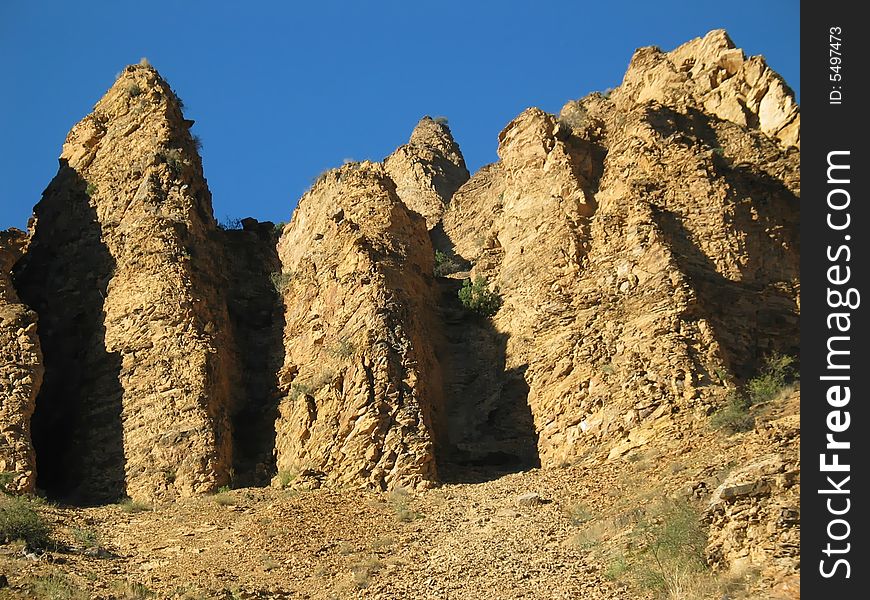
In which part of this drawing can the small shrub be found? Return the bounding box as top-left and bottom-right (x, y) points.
(631, 500), (708, 597)
(213, 493), (235, 507)
(710, 392), (754, 434)
(192, 134), (203, 153)
(350, 556), (383, 589)
(288, 381), (312, 400)
(270, 271), (293, 294)
(30, 573), (87, 600)
(604, 554), (629, 580)
(0, 471), (15, 492)
(273, 221), (287, 235)
(0, 494), (51, 547)
(71, 526), (100, 551)
(138, 57), (151, 67)
(160, 148), (187, 173)
(433, 250), (460, 277)
(458, 276), (502, 318)
(171, 88), (186, 110)
(276, 470), (296, 488)
(328, 339), (356, 360)
(85, 182), (98, 197)
(117, 498), (151, 514)
(433, 115), (449, 125)
(124, 82), (142, 97)
(747, 352), (795, 404)
(601, 87), (614, 99)
(311, 168), (334, 188)
(112, 580), (154, 599)
(710, 354), (795, 434)
(565, 502), (593, 526)
(388, 488), (420, 523)
(603, 500), (714, 598)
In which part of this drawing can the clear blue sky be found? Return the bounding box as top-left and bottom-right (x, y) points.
(0, 1), (799, 230)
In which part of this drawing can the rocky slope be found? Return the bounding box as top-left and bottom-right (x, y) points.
(0, 29), (799, 599)
(0, 230), (42, 494)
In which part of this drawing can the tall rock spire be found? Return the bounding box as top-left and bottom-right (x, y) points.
(14, 62), (237, 503)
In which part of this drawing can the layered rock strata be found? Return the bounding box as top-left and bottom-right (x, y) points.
(439, 30), (799, 468)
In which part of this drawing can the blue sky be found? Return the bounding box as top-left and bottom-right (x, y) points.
(0, 1), (799, 230)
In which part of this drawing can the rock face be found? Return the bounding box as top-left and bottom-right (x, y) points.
(440, 35), (799, 470)
(273, 163), (443, 490)
(384, 117), (469, 229)
(0, 230), (42, 493)
(615, 29), (800, 148)
(1, 36), (799, 596)
(13, 64), (237, 503)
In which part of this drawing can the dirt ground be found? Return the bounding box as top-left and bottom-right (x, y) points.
(0, 393), (799, 600)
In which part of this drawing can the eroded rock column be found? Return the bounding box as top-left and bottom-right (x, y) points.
(14, 64), (236, 502)
(274, 162), (443, 490)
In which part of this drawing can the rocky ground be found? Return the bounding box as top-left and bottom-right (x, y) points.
(0, 389), (798, 600)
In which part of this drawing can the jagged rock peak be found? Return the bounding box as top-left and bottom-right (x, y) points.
(384, 117), (470, 229)
(408, 116), (462, 155)
(614, 29), (800, 148)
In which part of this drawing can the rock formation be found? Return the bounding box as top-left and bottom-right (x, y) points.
(0, 33), (800, 595)
(13, 63), (237, 503)
(273, 163), (444, 490)
(384, 117), (469, 229)
(0, 230), (42, 493)
(704, 390), (800, 587)
(438, 29), (799, 470)
(614, 29), (800, 148)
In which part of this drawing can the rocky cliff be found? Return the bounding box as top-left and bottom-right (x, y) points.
(0, 29), (799, 597)
(615, 29), (800, 148)
(439, 30), (799, 470)
(384, 116), (470, 229)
